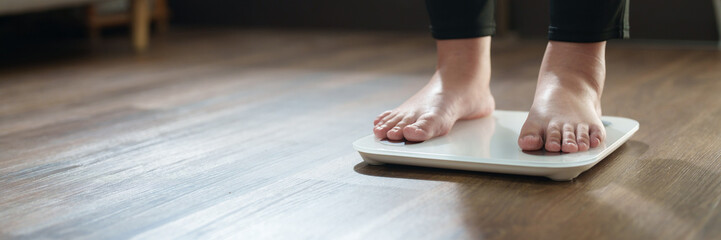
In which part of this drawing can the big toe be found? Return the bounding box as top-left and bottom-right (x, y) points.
(402, 114), (445, 142)
(518, 122), (544, 151)
(402, 125), (430, 142)
(518, 134), (544, 151)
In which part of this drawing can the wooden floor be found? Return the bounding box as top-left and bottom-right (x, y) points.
(1, 29), (721, 239)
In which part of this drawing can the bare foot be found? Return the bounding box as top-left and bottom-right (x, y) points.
(373, 37), (495, 142)
(518, 41), (607, 153)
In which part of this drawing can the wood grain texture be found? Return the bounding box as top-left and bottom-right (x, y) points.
(1, 29), (720, 239)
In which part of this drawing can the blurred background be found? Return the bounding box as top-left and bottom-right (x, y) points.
(1, 0), (719, 58)
(1, 0), (719, 74)
(2, 1), (720, 43)
(168, 0), (720, 42)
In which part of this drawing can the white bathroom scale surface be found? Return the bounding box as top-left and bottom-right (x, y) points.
(353, 110), (639, 181)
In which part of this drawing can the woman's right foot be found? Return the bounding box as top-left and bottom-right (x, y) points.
(373, 37), (495, 142)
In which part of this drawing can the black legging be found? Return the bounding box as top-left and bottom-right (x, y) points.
(425, 0), (630, 42)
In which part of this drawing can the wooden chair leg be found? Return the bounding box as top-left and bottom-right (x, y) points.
(131, 0), (150, 53)
(154, 0), (170, 34)
(85, 5), (101, 44)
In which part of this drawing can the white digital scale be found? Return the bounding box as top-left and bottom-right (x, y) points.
(353, 110), (639, 181)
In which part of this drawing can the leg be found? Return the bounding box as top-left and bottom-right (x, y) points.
(154, 0), (171, 34)
(373, 0), (496, 142)
(518, 0), (629, 152)
(85, 5), (101, 44)
(131, 0), (150, 53)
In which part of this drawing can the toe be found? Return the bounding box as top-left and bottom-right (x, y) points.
(373, 115), (402, 139)
(544, 122), (562, 152)
(576, 123), (590, 151)
(375, 112), (397, 128)
(561, 123), (578, 153)
(402, 125), (429, 142)
(386, 116), (414, 141)
(589, 124), (606, 148)
(518, 121), (544, 151)
(374, 110), (392, 125)
(403, 113), (444, 142)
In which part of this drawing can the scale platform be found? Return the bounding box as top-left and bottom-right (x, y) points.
(353, 110), (639, 181)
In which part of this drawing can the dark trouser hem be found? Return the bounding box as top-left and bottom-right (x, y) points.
(430, 27), (495, 40)
(548, 27), (630, 43)
(425, 0), (630, 42)
(425, 0), (495, 40)
(548, 0), (630, 43)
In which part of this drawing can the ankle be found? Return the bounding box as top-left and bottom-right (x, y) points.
(540, 41), (607, 95)
(434, 37), (492, 87)
(436, 37), (491, 71)
(436, 36), (491, 62)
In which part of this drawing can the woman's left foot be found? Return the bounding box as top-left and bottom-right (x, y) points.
(518, 41), (608, 153)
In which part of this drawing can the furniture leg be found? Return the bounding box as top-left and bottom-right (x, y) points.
(131, 0), (150, 53)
